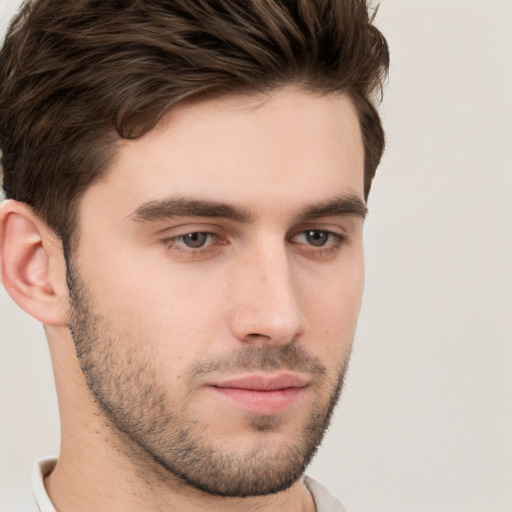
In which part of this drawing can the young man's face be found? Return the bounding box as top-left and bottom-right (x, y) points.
(67, 87), (366, 496)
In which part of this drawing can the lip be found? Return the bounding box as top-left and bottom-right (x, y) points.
(206, 374), (309, 415)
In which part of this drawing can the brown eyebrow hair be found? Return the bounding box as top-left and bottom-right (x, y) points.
(297, 195), (368, 223)
(131, 197), (254, 223)
(130, 194), (367, 225)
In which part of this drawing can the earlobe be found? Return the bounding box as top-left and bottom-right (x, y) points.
(0, 200), (68, 326)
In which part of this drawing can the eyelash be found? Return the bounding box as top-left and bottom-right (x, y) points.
(162, 229), (346, 259)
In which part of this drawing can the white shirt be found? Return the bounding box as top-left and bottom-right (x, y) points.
(5, 458), (347, 512)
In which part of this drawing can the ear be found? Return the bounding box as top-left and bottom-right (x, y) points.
(0, 199), (68, 326)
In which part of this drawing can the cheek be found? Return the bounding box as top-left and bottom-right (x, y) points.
(82, 256), (231, 372)
(303, 258), (364, 353)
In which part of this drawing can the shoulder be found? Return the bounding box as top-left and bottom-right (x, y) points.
(304, 476), (348, 512)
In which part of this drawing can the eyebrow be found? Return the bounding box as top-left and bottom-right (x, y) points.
(129, 194), (367, 224)
(130, 197), (254, 223)
(296, 195), (368, 222)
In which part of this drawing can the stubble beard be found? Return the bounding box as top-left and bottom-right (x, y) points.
(66, 263), (350, 497)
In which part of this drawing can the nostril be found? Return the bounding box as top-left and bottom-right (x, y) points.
(243, 333), (272, 343)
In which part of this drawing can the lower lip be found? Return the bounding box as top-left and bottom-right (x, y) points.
(208, 386), (306, 415)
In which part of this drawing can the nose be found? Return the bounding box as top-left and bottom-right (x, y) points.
(229, 242), (306, 345)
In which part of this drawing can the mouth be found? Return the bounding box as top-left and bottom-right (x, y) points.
(206, 374), (310, 415)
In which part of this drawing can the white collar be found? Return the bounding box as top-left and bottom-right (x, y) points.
(31, 458), (57, 512)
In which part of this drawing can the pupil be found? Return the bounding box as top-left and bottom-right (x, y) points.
(184, 232), (207, 248)
(306, 230), (328, 246)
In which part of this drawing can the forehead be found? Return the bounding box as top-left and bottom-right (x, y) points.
(82, 87), (364, 220)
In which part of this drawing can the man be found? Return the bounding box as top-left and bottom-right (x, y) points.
(0, 1), (388, 511)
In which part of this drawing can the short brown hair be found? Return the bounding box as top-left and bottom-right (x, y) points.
(0, 0), (389, 249)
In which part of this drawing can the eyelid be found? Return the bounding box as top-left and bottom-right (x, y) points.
(154, 221), (225, 236)
(163, 230), (220, 246)
(288, 222), (347, 240)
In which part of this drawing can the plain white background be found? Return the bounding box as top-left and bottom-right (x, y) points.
(1, 1), (511, 511)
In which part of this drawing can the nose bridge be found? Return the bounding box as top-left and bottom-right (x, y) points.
(230, 236), (305, 344)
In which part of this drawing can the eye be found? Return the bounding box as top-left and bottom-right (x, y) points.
(303, 230), (329, 246)
(294, 229), (341, 247)
(173, 232), (216, 248)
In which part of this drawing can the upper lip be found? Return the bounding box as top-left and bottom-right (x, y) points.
(209, 374), (310, 391)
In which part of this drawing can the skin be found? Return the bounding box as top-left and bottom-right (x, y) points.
(0, 86), (365, 512)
